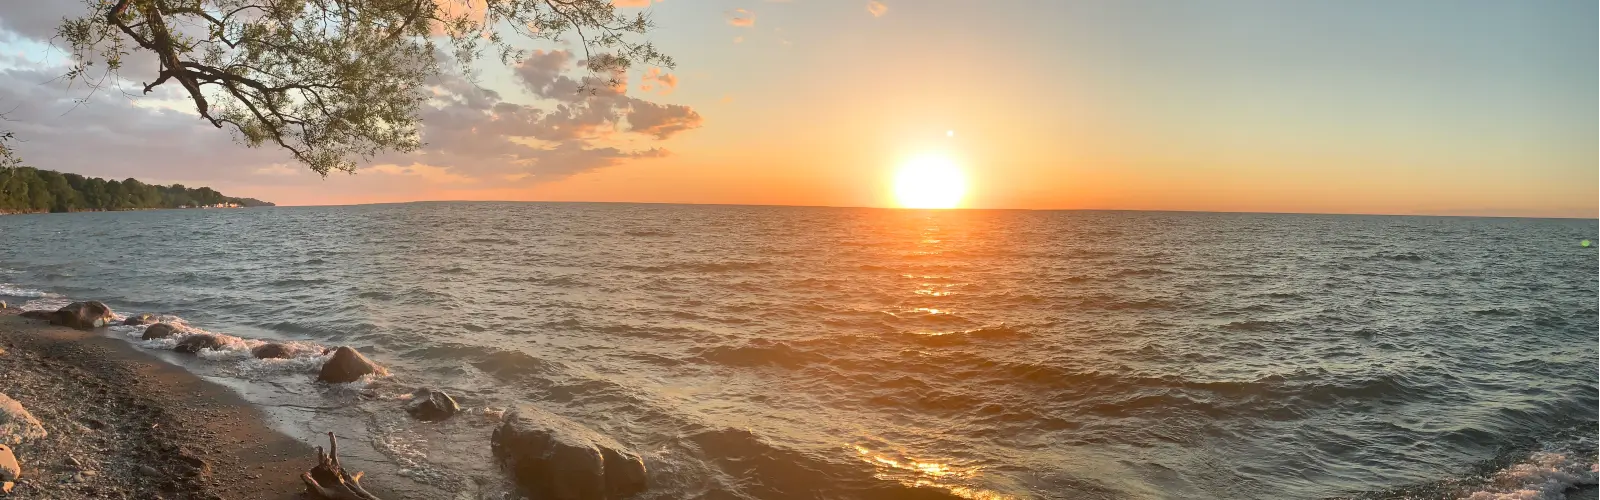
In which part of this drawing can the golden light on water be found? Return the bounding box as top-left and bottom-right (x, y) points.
(850, 444), (1014, 500)
(894, 155), (967, 209)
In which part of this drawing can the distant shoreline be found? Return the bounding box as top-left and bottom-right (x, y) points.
(0, 206), (268, 216)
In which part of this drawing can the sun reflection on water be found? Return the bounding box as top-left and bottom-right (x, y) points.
(849, 444), (1014, 500)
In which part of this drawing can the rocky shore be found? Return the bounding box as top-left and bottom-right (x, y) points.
(0, 310), (318, 499)
(0, 302), (656, 500)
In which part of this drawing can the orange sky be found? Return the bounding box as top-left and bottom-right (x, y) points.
(0, 1), (1594, 217)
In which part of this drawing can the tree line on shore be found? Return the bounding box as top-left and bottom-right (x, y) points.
(0, 167), (273, 214)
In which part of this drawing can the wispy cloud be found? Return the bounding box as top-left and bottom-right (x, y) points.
(252, 164), (300, 176)
(639, 67), (678, 95)
(867, 1), (888, 17)
(360, 164), (477, 184)
(726, 8), (756, 27)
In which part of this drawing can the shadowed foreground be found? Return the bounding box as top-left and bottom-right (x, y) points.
(0, 312), (367, 499)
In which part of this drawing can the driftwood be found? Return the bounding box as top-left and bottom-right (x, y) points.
(301, 432), (383, 500)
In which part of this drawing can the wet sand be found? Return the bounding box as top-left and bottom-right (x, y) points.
(0, 311), (394, 499)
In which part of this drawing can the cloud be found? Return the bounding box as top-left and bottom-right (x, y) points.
(386, 50), (698, 181)
(867, 1), (888, 17)
(612, 0), (661, 6)
(0, 66), (287, 184)
(0, 8), (696, 195)
(726, 9), (756, 27)
(639, 68), (677, 95)
(360, 163), (476, 184)
(0, 2), (87, 43)
(252, 164), (301, 176)
(627, 101), (703, 139)
(733, 36), (745, 44)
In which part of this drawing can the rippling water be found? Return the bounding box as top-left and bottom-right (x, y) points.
(0, 203), (1594, 499)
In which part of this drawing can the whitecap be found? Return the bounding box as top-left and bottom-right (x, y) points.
(0, 284), (54, 298)
(1460, 451), (1598, 500)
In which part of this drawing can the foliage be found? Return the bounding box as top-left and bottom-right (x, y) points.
(54, 0), (673, 176)
(0, 166), (273, 213)
(0, 130), (16, 170)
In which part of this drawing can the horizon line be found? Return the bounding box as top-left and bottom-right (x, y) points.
(261, 200), (1600, 221)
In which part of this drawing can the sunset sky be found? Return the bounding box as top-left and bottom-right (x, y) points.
(0, 1), (1594, 217)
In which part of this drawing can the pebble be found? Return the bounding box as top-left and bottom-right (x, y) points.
(138, 465), (159, 477)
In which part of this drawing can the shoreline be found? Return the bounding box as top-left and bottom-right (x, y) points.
(0, 311), (384, 499)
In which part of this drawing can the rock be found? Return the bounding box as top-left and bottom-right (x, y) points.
(173, 335), (224, 354)
(51, 301), (114, 329)
(0, 301), (7, 309)
(405, 388), (460, 421)
(137, 465), (159, 477)
(250, 343), (292, 360)
(0, 444), (18, 484)
(317, 347), (384, 384)
(17, 310), (52, 321)
(490, 404), (647, 500)
(142, 323), (179, 340)
(123, 313), (157, 326)
(0, 394), (46, 446)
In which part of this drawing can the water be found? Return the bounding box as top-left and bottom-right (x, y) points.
(0, 203), (1594, 500)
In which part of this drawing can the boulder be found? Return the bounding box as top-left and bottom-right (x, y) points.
(317, 346), (384, 384)
(142, 323), (179, 340)
(250, 343), (292, 359)
(52, 301), (114, 329)
(174, 334), (224, 354)
(0, 394), (46, 446)
(490, 404), (647, 500)
(123, 313), (157, 326)
(0, 443), (16, 493)
(405, 389), (460, 421)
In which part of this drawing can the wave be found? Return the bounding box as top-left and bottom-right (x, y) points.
(1457, 450), (1597, 500)
(1076, 295), (1176, 311)
(459, 237), (518, 245)
(904, 324), (1029, 346)
(694, 340), (822, 369)
(102, 316), (344, 381)
(0, 284), (55, 298)
(623, 229), (673, 237)
(471, 349), (566, 379)
(684, 427), (972, 500)
(964, 360), (1429, 414)
(1221, 319), (1287, 332)
(616, 261), (769, 273)
(1112, 268), (1174, 277)
(1376, 252), (1427, 262)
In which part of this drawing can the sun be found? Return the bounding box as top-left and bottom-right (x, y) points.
(893, 155), (967, 209)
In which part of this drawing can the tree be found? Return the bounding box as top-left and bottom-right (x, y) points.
(56, 0), (673, 176)
(0, 166), (268, 212)
(24, 172), (53, 212)
(40, 170), (81, 212)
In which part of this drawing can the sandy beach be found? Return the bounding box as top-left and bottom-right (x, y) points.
(0, 310), (373, 500)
